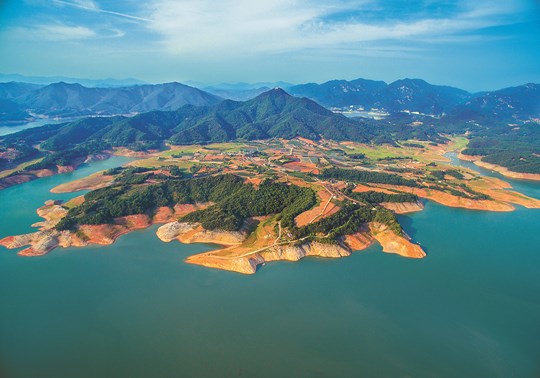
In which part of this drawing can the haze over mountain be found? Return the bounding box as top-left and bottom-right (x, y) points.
(1, 85), (539, 188)
(193, 81), (294, 101)
(1, 77), (539, 126)
(0, 73), (147, 88)
(447, 83), (540, 121)
(1, 88), (372, 155)
(202, 86), (272, 101)
(192, 78), (540, 121)
(288, 78), (472, 115)
(0, 82), (223, 122)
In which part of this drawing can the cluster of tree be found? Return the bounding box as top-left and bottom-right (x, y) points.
(182, 179), (316, 231)
(56, 174), (239, 230)
(167, 165), (187, 177)
(113, 172), (153, 185)
(25, 146), (94, 170)
(481, 151), (540, 174)
(56, 174), (316, 233)
(401, 142), (424, 149)
(294, 203), (402, 240)
(428, 169), (464, 181)
(321, 167), (420, 187)
(460, 122), (540, 174)
(385, 167), (424, 175)
(0, 144), (41, 170)
(428, 183), (490, 201)
(346, 190), (418, 204)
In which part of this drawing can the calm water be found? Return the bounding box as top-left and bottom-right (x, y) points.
(0, 119), (67, 137)
(1, 155), (540, 377)
(445, 152), (540, 199)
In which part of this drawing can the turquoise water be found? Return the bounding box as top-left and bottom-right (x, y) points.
(1, 156), (540, 377)
(445, 152), (540, 199)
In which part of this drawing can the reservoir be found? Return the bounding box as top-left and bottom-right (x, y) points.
(1, 154), (539, 377)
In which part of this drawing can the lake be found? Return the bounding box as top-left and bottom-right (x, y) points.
(0, 119), (67, 137)
(1, 155), (539, 377)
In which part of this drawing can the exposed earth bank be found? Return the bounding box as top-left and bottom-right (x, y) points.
(0, 202), (209, 256)
(457, 153), (540, 181)
(158, 221), (425, 274)
(0, 198), (426, 275)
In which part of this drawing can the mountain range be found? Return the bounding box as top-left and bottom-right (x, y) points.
(0, 82), (223, 122)
(1, 78), (538, 125)
(0, 73), (147, 87)
(289, 78), (467, 114)
(1, 85), (538, 182)
(2, 88), (372, 153)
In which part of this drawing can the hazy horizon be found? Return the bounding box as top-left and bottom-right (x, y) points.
(1, 71), (539, 93)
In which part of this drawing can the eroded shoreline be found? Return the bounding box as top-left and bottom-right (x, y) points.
(1, 138), (539, 275)
(457, 153), (540, 182)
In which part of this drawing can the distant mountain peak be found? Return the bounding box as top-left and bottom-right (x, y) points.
(50, 81), (84, 88)
(289, 77), (471, 114)
(271, 87), (289, 94)
(255, 87), (290, 99)
(0, 80), (223, 120)
(389, 78), (429, 87)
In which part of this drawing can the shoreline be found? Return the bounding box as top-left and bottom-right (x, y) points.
(0, 199), (427, 275)
(457, 153), (540, 182)
(1, 137), (538, 274)
(0, 149), (152, 191)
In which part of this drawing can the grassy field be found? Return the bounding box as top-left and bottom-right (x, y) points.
(128, 158), (196, 169)
(338, 141), (455, 163)
(339, 143), (406, 160)
(160, 142), (252, 157)
(445, 136), (469, 151)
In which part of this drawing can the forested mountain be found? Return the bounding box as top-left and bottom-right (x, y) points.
(2, 78), (538, 123)
(203, 86), (271, 101)
(1, 84), (539, 177)
(373, 79), (472, 115)
(288, 78), (540, 121)
(289, 78), (471, 115)
(165, 88), (373, 144)
(1, 88), (372, 152)
(0, 73), (146, 87)
(448, 83), (540, 121)
(0, 99), (31, 122)
(0, 81), (223, 121)
(288, 78), (386, 108)
(0, 82), (42, 99)
(0, 89), (382, 173)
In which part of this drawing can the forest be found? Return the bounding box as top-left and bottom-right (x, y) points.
(320, 167), (420, 187)
(54, 171), (406, 246)
(345, 190), (419, 204)
(294, 203), (402, 241)
(56, 174), (316, 232)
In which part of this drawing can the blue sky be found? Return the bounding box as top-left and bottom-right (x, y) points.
(0, 0), (539, 91)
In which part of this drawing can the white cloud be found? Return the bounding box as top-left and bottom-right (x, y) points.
(11, 23), (96, 40)
(7, 23), (128, 41)
(144, 0), (525, 57)
(53, 0), (151, 22)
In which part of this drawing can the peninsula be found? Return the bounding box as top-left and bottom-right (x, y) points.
(2, 137), (538, 274)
